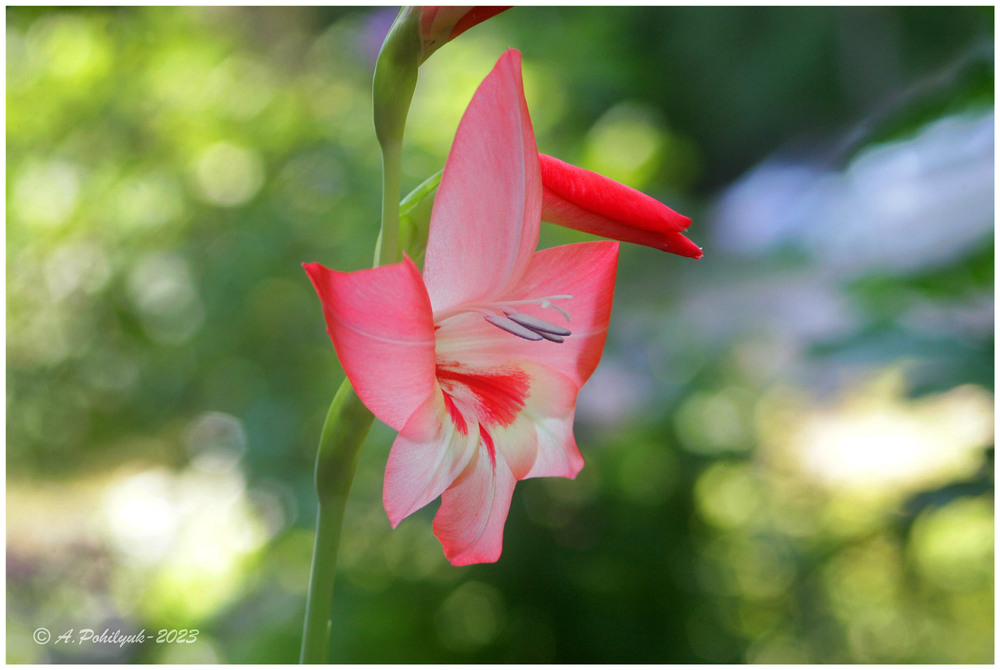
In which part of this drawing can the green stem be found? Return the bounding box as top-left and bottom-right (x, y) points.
(299, 379), (374, 664)
(377, 140), (403, 266)
(372, 7), (420, 267)
(300, 7), (421, 663)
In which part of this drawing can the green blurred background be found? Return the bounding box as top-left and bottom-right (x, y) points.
(6, 6), (994, 663)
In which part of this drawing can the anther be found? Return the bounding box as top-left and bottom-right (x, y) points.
(505, 311), (571, 337)
(484, 314), (543, 341)
(535, 330), (565, 343)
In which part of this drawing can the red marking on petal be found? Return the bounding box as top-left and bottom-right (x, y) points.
(442, 392), (468, 436)
(479, 425), (497, 468)
(436, 362), (530, 428)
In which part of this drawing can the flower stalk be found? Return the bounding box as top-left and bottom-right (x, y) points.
(299, 378), (374, 664)
(373, 7), (421, 267)
(301, 8), (421, 663)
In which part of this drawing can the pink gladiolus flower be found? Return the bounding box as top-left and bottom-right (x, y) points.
(419, 6), (511, 62)
(305, 49), (617, 565)
(539, 154), (703, 259)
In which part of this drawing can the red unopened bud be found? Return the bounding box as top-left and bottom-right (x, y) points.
(539, 154), (703, 259)
(419, 6), (511, 62)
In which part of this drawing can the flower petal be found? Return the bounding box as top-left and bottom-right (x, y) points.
(433, 437), (517, 565)
(383, 390), (480, 527)
(525, 411), (582, 480)
(540, 153), (703, 259)
(484, 407), (539, 481)
(422, 49), (542, 313)
(303, 258), (437, 431)
(482, 361), (582, 481)
(433, 240), (619, 389)
(516, 364), (584, 480)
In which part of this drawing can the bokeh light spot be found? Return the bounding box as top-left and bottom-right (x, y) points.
(192, 142), (265, 207)
(676, 387), (754, 455)
(13, 159), (80, 229)
(581, 102), (663, 189)
(435, 581), (505, 652)
(694, 461), (763, 530)
(35, 13), (111, 83)
(44, 240), (111, 300)
(909, 496), (994, 592)
(112, 171), (185, 231)
(183, 411), (247, 474)
(792, 373), (992, 493)
(102, 469), (178, 564)
(126, 252), (206, 344)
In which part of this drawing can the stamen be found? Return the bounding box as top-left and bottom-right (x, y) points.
(504, 311), (571, 337)
(442, 294), (575, 344)
(484, 314), (543, 341)
(535, 330), (565, 343)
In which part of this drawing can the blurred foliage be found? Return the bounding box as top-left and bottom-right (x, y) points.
(6, 6), (993, 664)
